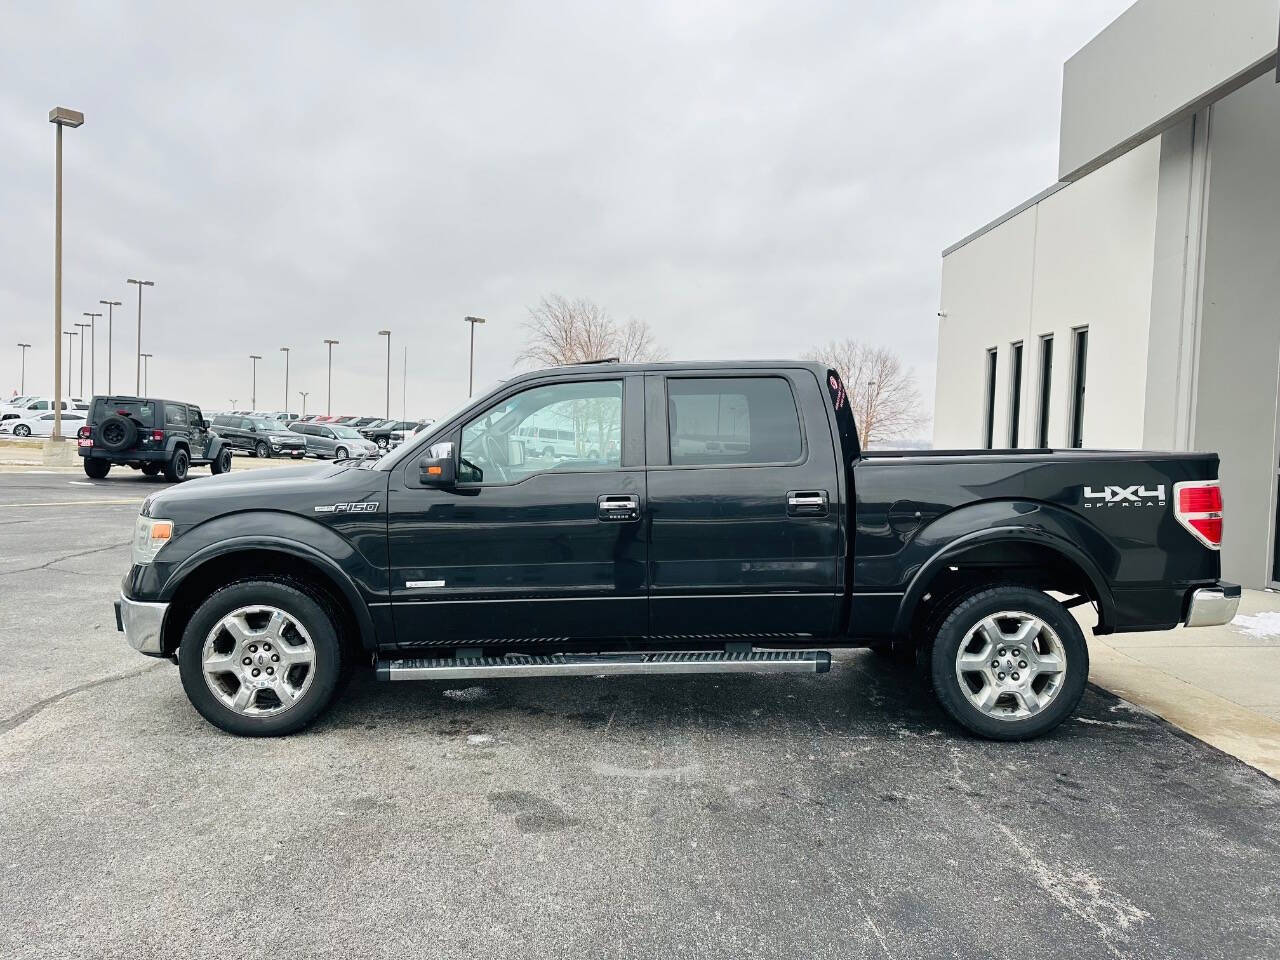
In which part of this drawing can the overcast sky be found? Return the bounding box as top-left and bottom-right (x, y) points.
(1, 0), (1131, 423)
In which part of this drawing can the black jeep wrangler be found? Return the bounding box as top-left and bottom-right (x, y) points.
(78, 396), (233, 482)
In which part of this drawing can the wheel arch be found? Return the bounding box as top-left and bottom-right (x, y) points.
(894, 524), (1116, 639)
(159, 538), (378, 659)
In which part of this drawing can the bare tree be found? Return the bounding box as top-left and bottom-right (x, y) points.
(805, 339), (925, 448)
(518, 294), (666, 367)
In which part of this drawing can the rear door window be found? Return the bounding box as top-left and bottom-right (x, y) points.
(666, 377), (802, 466)
(165, 404), (188, 427)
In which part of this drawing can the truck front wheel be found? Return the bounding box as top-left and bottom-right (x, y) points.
(929, 585), (1088, 741)
(177, 580), (345, 736)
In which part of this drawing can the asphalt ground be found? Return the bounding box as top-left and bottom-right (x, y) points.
(1, 470), (1277, 960)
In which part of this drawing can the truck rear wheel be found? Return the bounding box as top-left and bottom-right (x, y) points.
(177, 580), (344, 736)
(929, 585), (1088, 741)
(83, 459), (110, 479)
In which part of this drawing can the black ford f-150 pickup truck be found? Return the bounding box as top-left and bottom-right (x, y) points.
(115, 361), (1239, 739)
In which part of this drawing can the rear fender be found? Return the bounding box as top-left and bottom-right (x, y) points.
(891, 499), (1117, 634)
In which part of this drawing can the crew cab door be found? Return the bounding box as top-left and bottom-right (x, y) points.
(645, 370), (843, 640)
(385, 374), (647, 650)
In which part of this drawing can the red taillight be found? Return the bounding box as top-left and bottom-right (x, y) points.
(1178, 485), (1222, 514)
(152, 429), (164, 442)
(77, 425), (90, 439)
(1174, 480), (1223, 549)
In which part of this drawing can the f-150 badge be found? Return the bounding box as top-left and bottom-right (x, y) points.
(314, 501), (381, 514)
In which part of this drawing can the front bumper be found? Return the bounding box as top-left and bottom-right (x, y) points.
(1184, 582), (1241, 628)
(115, 592), (169, 656)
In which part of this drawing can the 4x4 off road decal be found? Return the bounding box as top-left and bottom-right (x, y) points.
(1082, 485), (1166, 508)
(314, 501), (381, 514)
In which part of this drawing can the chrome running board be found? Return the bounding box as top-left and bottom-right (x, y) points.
(376, 650), (831, 681)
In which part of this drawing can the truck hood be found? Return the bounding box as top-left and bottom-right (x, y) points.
(142, 461), (381, 521)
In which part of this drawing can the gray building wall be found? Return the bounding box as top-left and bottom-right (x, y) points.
(1059, 0), (1278, 181)
(1191, 74), (1280, 589)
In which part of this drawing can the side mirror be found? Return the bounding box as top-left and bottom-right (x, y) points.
(419, 455), (456, 486)
(201, 419), (210, 429)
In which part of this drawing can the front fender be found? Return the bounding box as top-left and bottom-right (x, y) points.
(130, 510), (384, 651)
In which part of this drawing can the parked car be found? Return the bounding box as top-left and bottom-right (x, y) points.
(0, 397), (78, 422)
(0, 410), (88, 438)
(359, 418), (425, 450)
(288, 420), (377, 459)
(113, 360), (1238, 738)
(78, 395), (231, 481)
(209, 414), (307, 459)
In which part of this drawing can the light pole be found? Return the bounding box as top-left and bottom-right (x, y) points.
(50, 106), (84, 440)
(82, 312), (101, 396)
(99, 299), (120, 393)
(73, 321), (90, 398)
(299, 391), (309, 418)
(280, 346), (290, 414)
(17, 343), (31, 394)
(63, 329), (76, 393)
(323, 339), (339, 415)
(140, 353), (153, 395)
(464, 316), (486, 396)
(377, 330), (391, 418)
(127, 278), (154, 394)
(249, 354), (262, 409)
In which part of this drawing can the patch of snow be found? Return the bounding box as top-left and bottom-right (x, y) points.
(466, 733), (495, 746)
(443, 686), (489, 702)
(1231, 610), (1280, 640)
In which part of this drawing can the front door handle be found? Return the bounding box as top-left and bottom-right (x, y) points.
(598, 494), (640, 522)
(787, 490), (829, 517)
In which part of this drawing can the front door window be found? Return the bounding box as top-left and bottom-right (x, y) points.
(458, 380), (622, 484)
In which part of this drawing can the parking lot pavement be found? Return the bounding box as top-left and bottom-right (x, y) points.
(1, 473), (1278, 960)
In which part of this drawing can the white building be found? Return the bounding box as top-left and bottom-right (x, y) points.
(934, 0), (1280, 591)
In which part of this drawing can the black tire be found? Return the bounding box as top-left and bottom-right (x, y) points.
(334, 446), (348, 460)
(929, 585), (1088, 741)
(376, 436), (388, 449)
(98, 415), (137, 451)
(177, 580), (344, 736)
(13, 424), (31, 438)
(141, 463), (162, 476)
(210, 447), (233, 475)
(163, 448), (189, 482)
(83, 459), (110, 479)
(255, 440), (270, 459)
(543, 446), (554, 459)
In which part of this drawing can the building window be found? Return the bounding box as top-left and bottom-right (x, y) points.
(1069, 327), (1088, 448)
(1036, 335), (1053, 448)
(983, 347), (997, 449)
(1008, 341), (1024, 447)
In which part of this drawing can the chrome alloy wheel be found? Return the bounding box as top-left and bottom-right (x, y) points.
(954, 610), (1067, 721)
(202, 605), (316, 715)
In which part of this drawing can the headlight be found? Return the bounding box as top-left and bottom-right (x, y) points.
(132, 515), (173, 565)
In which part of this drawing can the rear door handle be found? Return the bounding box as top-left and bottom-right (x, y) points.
(787, 490), (829, 517)
(598, 494), (640, 522)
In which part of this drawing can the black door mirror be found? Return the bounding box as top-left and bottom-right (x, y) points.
(201, 419), (210, 429)
(419, 455), (456, 486)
